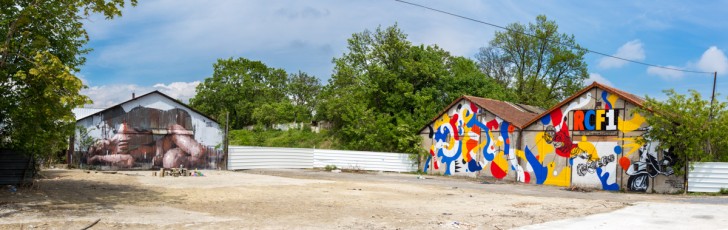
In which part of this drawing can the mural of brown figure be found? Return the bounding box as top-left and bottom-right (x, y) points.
(87, 122), (208, 169)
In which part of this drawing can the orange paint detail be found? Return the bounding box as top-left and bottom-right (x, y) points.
(471, 126), (481, 135)
(573, 110), (585, 131)
(466, 140), (478, 154)
(619, 157), (631, 171)
(505, 139), (510, 145)
(508, 125), (515, 133)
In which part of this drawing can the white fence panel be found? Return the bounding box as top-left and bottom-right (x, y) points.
(228, 146), (313, 170)
(313, 149), (416, 172)
(689, 162), (728, 193)
(227, 146), (417, 172)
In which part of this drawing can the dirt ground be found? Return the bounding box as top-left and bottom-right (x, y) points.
(0, 168), (687, 229)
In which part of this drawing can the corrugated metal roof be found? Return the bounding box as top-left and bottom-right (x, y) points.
(72, 108), (105, 120)
(76, 91), (220, 124)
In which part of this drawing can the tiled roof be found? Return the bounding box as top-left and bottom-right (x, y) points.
(421, 96), (544, 132)
(464, 96), (544, 129)
(522, 81), (646, 127)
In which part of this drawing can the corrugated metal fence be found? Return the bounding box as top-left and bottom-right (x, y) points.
(689, 162), (728, 193)
(228, 146), (313, 170)
(228, 146), (417, 172)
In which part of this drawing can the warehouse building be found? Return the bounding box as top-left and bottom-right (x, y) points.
(71, 91), (224, 170)
(421, 82), (682, 193)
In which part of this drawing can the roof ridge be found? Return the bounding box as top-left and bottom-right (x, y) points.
(504, 101), (525, 113)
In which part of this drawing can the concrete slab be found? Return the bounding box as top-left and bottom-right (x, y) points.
(516, 202), (728, 230)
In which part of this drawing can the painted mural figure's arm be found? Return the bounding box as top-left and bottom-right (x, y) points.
(161, 124), (207, 168)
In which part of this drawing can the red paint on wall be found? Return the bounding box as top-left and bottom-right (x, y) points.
(619, 157), (631, 171)
(491, 163), (507, 179)
(550, 109), (563, 127)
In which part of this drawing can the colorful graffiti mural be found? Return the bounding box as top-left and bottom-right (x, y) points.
(423, 86), (683, 193)
(81, 107), (223, 169)
(425, 102), (525, 181)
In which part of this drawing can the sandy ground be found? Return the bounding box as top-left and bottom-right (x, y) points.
(0, 168), (698, 229)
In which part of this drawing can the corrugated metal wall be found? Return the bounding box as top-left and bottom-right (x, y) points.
(0, 149), (34, 185)
(689, 162), (728, 193)
(227, 146), (313, 170)
(227, 146), (416, 172)
(313, 149), (416, 172)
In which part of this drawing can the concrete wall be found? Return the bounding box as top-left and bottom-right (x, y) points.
(75, 93), (224, 170)
(421, 87), (684, 193)
(420, 99), (525, 182)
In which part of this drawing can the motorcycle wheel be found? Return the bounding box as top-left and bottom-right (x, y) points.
(628, 174), (649, 192)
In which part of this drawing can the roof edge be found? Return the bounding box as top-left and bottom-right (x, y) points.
(76, 91), (220, 125)
(522, 81), (647, 128)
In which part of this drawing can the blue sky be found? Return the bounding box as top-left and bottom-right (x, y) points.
(79, 0), (728, 107)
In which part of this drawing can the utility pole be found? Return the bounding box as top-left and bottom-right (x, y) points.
(708, 71), (717, 161)
(710, 71), (717, 119)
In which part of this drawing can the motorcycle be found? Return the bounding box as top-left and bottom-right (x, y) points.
(626, 145), (675, 192)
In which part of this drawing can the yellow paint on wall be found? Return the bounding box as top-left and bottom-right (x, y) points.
(535, 132), (555, 163)
(618, 137), (644, 158)
(492, 150), (509, 174)
(544, 162), (571, 187)
(607, 94), (618, 108)
(576, 135), (599, 160)
(595, 110), (605, 130)
(515, 149), (526, 161)
(618, 112), (646, 133)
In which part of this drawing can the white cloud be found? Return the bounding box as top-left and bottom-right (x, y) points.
(584, 73), (613, 86)
(598, 40), (645, 69)
(696, 46), (728, 74)
(81, 81), (200, 108)
(152, 81), (201, 102)
(646, 66), (685, 80)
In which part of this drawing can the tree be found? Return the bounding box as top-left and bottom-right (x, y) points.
(476, 15), (588, 108)
(0, 0), (136, 158)
(287, 71), (321, 122)
(638, 89), (728, 175)
(318, 24), (508, 153)
(190, 57), (289, 129)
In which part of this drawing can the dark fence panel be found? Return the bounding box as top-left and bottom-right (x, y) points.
(0, 149), (34, 185)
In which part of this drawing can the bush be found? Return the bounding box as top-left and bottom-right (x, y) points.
(324, 164), (337, 171)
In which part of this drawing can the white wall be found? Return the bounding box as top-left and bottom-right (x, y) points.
(76, 93), (222, 147)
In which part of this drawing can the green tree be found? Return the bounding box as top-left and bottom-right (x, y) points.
(638, 89), (728, 175)
(318, 24), (507, 153)
(287, 71), (321, 122)
(190, 57), (289, 129)
(0, 0), (136, 158)
(251, 102), (295, 128)
(476, 15), (588, 108)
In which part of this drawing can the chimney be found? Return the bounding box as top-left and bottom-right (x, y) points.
(132, 92), (135, 99)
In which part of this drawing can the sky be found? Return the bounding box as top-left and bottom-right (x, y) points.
(79, 0), (728, 108)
